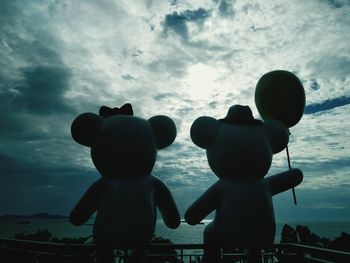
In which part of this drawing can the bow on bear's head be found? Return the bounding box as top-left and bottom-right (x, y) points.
(99, 103), (134, 117)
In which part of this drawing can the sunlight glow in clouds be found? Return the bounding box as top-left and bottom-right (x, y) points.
(185, 64), (222, 99)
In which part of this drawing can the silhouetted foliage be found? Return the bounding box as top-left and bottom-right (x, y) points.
(14, 228), (92, 244)
(281, 224), (298, 243)
(328, 232), (350, 252)
(295, 225), (323, 247)
(149, 234), (178, 263)
(280, 224), (350, 252)
(13, 229), (178, 262)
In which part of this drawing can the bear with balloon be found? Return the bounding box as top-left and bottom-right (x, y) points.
(185, 70), (306, 262)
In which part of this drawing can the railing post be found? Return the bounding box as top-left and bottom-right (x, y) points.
(246, 248), (262, 263)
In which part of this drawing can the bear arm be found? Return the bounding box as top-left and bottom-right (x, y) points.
(153, 176), (181, 229)
(69, 179), (103, 226)
(266, 168), (303, 196)
(184, 184), (219, 225)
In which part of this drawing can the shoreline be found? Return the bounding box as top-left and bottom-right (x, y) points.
(1, 218), (349, 242)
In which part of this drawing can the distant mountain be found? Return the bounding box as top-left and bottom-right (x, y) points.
(0, 213), (67, 219)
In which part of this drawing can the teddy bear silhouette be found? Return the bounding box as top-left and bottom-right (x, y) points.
(69, 103), (180, 263)
(185, 104), (303, 262)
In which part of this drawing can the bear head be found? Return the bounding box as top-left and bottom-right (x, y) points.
(190, 105), (289, 181)
(71, 103), (176, 179)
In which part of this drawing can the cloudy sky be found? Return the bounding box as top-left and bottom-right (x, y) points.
(0, 0), (349, 222)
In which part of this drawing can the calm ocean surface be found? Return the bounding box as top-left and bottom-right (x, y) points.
(0, 218), (349, 244)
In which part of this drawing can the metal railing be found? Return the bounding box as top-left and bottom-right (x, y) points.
(1, 238), (350, 262)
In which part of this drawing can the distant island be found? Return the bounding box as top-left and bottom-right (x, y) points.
(0, 212), (67, 219)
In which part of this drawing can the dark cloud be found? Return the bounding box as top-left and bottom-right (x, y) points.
(0, 0), (74, 115)
(209, 101), (218, 109)
(153, 93), (176, 101)
(176, 106), (193, 116)
(310, 79), (320, 91)
(181, 8), (211, 22)
(15, 66), (72, 114)
(0, 0), (76, 146)
(132, 50), (143, 57)
(163, 8), (210, 40)
(0, 66), (74, 141)
(0, 33), (73, 116)
(164, 13), (188, 39)
(304, 96), (350, 114)
(320, 0), (350, 8)
(218, 0), (235, 17)
(121, 74), (136, 80)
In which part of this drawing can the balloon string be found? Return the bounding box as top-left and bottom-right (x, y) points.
(286, 144), (297, 205)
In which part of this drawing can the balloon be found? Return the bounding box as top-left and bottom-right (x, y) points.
(255, 70), (305, 128)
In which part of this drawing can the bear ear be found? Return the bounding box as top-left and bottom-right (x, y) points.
(190, 116), (219, 149)
(148, 115), (177, 149)
(71, 113), (103, 147)
(264, 119), (289, 154)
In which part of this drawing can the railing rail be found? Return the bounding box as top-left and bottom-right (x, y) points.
(276, 243), (350, 262)
(1, 238), (350, 262)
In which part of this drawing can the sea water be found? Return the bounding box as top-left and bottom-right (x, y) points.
(1, 218), (350, 244)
